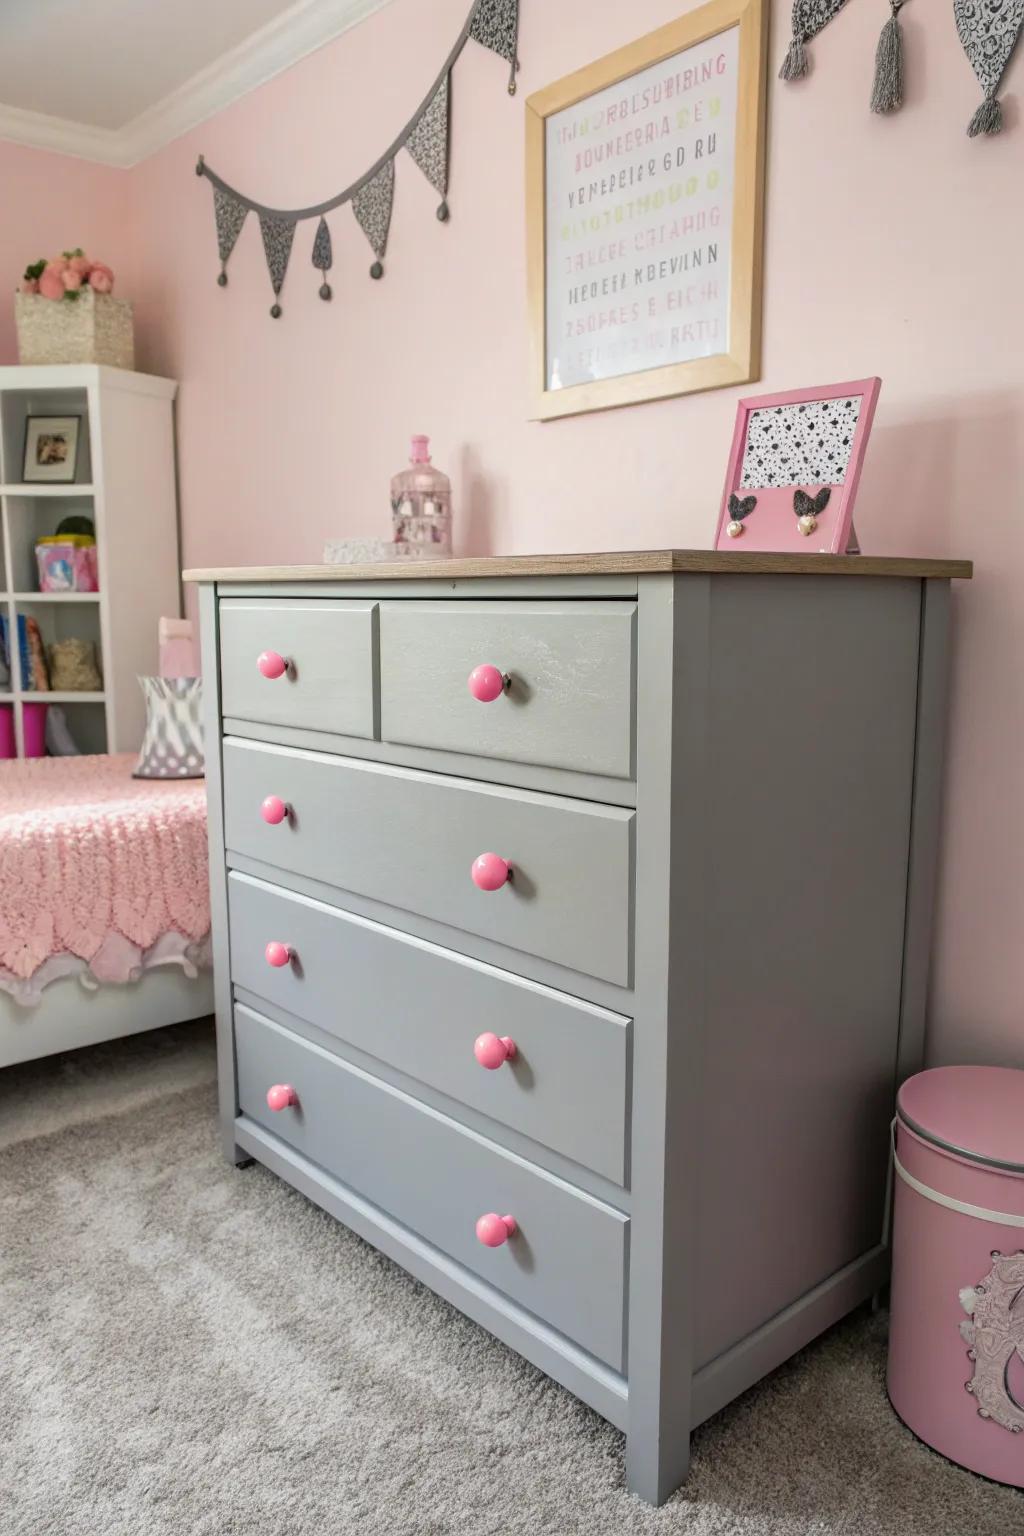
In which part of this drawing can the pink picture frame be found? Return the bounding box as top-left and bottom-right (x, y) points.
(713, 378), (881, 554)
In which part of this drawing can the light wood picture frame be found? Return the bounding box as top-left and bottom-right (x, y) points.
(526, 0), (767, 422)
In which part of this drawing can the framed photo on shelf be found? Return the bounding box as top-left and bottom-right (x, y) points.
(525, 0), (767, 422)
(22, 414), (82, 484)
(713, 378), (882, 555)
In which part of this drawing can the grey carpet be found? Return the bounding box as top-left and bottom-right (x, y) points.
(0, 1024), (1018, 1535)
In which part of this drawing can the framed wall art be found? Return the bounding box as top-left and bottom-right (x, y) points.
(525, 0), (767, 422)
(22, 415), (82, 484)
(713, 378), (882, 555)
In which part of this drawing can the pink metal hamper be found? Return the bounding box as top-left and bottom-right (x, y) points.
(888, 1066), (1024, 1486)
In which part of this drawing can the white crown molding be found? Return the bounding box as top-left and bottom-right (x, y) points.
(0, 0), (397, 170)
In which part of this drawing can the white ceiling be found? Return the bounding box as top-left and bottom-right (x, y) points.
(0, 0), (393, 165)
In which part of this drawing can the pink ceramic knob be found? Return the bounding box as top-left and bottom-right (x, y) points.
(468, 664), (508, 703)
(265, 941), (293, 969)
(471, 853), (511, 892)
(257, 650), (289, 680)
(474, 1033), (517, 1070)
(476, 1213), (517, 1247)
(261, 795), (289, 826)
(266, 1084), (298, 1111)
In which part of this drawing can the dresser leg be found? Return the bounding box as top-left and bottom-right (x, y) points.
(625, 1428), (691, 1507)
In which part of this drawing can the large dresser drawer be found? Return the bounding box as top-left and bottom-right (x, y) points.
(222, 739), (634, 987)
(228, 873), (630, 1184)
(219, 598), (378, 738)
(235, 1005), (628, 1369)
(379, 601), (636, 778)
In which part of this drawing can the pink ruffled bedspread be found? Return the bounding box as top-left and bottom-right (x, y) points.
(0, 754), (211, 1005)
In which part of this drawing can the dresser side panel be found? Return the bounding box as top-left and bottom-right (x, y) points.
(693, 575), (922, 1367)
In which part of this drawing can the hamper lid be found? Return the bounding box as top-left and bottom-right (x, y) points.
(897, 1065), (1024, 1173)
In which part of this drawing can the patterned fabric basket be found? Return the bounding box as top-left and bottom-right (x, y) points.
(15, 290), (134, 369)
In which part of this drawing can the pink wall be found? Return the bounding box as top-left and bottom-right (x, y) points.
(5, 0), (1023, 1067)
(0, 140), (133, 363)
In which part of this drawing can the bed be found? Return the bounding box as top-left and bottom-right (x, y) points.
(0, 753), (214, 1067)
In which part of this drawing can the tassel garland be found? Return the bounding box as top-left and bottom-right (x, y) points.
(967, 94), (1003, 136)
(779, 37), (809, 79)
(870, 0), (905, 113)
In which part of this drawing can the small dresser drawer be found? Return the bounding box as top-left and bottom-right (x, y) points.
(379, 601), (636, 778)
(219, 598), (378, 738)
(235, 1005), (628, 1369)
(228, 873), (630, 1184)
(222, 739), (633, 987)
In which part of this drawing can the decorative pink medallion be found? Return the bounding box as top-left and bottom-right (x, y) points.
(959, 1252), (1024, 1432)
(261, 795), (289, 826)
(266, 1084), (298, 1111)
(265, 941), (292, 968)
(468, 664), (508, 703)
(474, 1032), (517, 1070)
(471, 852), (511, 891)
(476, 1212), (517, 1247)
(257, 650), (288, 680)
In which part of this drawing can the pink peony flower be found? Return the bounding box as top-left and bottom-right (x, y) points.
(88, 266), (113, 294)
(20, 277), (39, 295)
(61, 268), (83, 291)
(38, 267), (66, 300)
(68, 255), (92, 278)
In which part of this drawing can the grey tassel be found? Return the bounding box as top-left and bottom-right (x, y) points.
(967, 93), (1003, 136)
(870, 1), (904, 113)
(779, 35), (809, 79)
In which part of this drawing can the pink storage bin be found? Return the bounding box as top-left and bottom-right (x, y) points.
(888, 1066), (1024, 1486)
(0, 705), (15, 759)
(21, 701), (48, 758)
(35, 539), (99, 593)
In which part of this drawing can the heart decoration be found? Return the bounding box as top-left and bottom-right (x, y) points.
(728, 493), (757, 520)
(794, 487), (832, 517)
(953, 0), (1024, 135)
(779, 0), (851, 79)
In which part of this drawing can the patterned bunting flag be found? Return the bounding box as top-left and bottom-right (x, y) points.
(352, 160), (395, 278)
(779, 0), (850, 79)
(406, 74), (451, 220)
(258, 213), (297, 317)
(470, 0), (520, 92)
(312, 217), (333, 300)
(212, 188), (248, 286)
(954, 0), (1024, 135)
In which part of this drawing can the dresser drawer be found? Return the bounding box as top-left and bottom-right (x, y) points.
(228, 873), (630, 1184)
(219, 598), (378, 738)
(235, 1005), (628, 1370)
(222, 739), (633, 987)
(379, 601), (636, 778)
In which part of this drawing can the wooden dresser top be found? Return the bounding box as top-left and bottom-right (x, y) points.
(185, 550), (972, 583)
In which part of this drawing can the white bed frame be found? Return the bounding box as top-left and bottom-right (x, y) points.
(0, 967), (214, 1068)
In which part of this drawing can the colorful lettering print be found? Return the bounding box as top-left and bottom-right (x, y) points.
(544, 28), (738, 390)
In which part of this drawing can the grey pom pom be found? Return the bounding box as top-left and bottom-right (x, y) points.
(779, 36), (808, 81)
(967, 95), (1002, 137)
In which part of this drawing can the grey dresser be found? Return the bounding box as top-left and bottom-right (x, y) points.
(191, 550), (970, 1505)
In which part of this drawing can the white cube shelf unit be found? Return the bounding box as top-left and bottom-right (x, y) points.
(0, 364), (179, 758)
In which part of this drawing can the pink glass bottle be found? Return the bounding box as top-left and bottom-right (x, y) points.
(391, 436), (452, 558)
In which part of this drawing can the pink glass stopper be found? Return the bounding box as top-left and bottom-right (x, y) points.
(257, 650), (288, 680)
(265, 941), (292, 969)
(471, 853), (511, 892)
(266, 1084), (298, 1112)
(261, 795), (288, 826)
(474, 1033), (517, 1070)
(468, 664), (506, 703)
(476, 1213), (517, 1247)
(410, 434), (431, 463)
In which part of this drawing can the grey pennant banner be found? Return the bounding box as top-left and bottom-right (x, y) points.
(470, 0), (520, 92)
(259, 213), (297, 317)
(213, 187), (248, 285)
(352, 159), (395, 277)
(406, 74), (451, 218)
